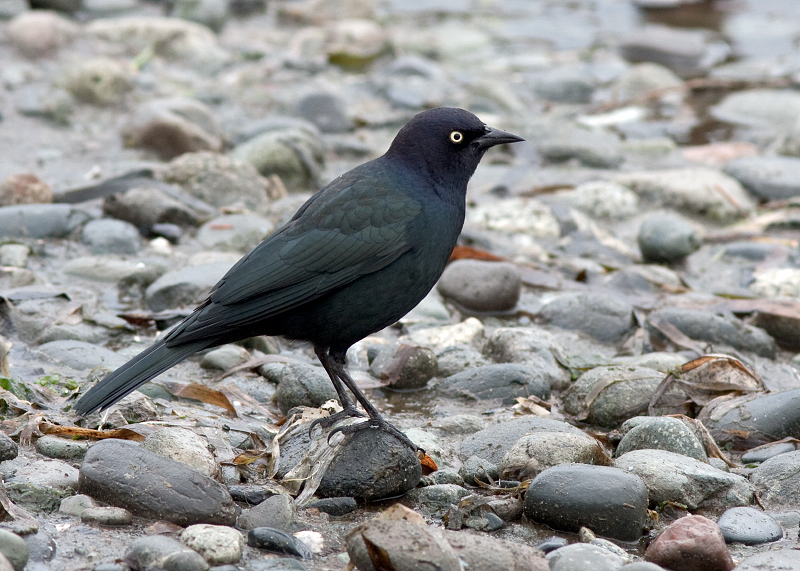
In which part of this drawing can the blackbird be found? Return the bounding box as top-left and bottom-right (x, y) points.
(73, 107), (524, 449)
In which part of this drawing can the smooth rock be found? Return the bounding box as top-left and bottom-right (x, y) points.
(274, 363), (338, 415)
(124, 535), (209, 571)
(536, 125), (624, 169)
(81, 219), (142, 255)
(724, 156), (800, 201)
(200, 345), (251, 371)
(0, 530), (28, 571)
(619, 25), (719, 77)
(39, 340), (126, 371)
(483, 326), (570, 391)
(35, 435), (88, 461)
(638, 212), (702, 262)
(554, 180), (640, 220)
(751, 451), (800, 511)
(0, 174), (52, 206)
(468, 197), (561, 238)
(539, 292), (634, 344)
(406, 484), (470, 518)
(62, 57), (132, 105)
(711, 89), (800, 130)
(237, 494), (295, 530)
(78, 439), (236, 526)
(614, 168), (754, 223)
(369, 344), (437, 390)
(645, 307), (775, 358)
(103, 185), (209, 229)
(717, 507), (783, 545)
(0, 204), (90, 239)
(0, 244), (29, 268)
(181, 524), (244, 565)
(0, 433), (18, 461)
(141, 428), (220, 479)
(315, 429), (421, 501)
(144, 262), (234, 312)
(162, 152), (270, 212)
(614, 449), (753, 511)
(169, 0), (227, 33)
(80, 507), (132, 526)
(699, 389), (800, 448)
(616, 416), (708, 462)
(296, 92), (352, 133)
(196, 214), (273, 253)
(440, 363), (550, 405)
(458, 416), (584, 464)
(500, 431), (611, 481)
(562, 366), (686, 427)
(547, 543), (627, 571)
(247, 528), (311, 560)
(645, 515), (734, 571)
(58, 494), (96, 517)
(613, 62), (683, 102)
(434, 345), (489, 377)
(6, 11), (78, 58)
(741, 442), (796, 464)
(523, 464), (648, 541)
(122, 97), (222, 161)
(732, 551), (800, 570)
(304, 497), (357, 516)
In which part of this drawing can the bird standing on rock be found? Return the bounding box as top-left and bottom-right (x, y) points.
(73, 107), (524, 450)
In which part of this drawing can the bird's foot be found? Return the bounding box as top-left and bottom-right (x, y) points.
(308, 406), (366, 437)
(328, 415), (419, 452)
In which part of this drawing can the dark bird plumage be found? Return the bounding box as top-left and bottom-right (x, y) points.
(73, 107), (524, 448)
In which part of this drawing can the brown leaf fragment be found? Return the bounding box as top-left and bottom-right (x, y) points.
(647, 314), (708, 355)
(154, 381), (237, 416)
(229, 449), (270, 466)
(419, 450), (437, 474)
(448, 245), (505, 262)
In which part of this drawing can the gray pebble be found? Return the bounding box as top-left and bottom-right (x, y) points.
(35, 435), (88, 461)
(369, 343), (437, 390)
(145, 262), (234, 312)
(406, 484), (470, 518)
(124, 535), (209, 571)
(724, 156), (800, 201)
(80, 507), (133, 526)
(437, 260), (521, 312)
(616, 416), (708, 462)
(0, 204), (90, 239)
(732, 550), (800, 570)
(539, 292), (634, 344)
(0, 530), (28, 571)
(524, 465), (648, 542)
(304, 497), (357, 516)
(247, 528), (311, 560)
(237, 494), (295, 530)
(296, 92), (352, 133)
(458, 455), (499, 485)
(638, 212), (702, 263)
(78, 439), (236, 526)
(441, 363), (549, 405)
(81, 219), (142, 255)
(0, 433), (18, 462)
(742, 442), (796, 464)
(196, 214), (274, 253)
(140, 428), (220, 479)
(717, 507), (783, 545)
(547, 542), (627, 571)
(615, 449), (753, 511)
(274, 362), (338, 415)
(751, 451), (800, 511)
(200, 345), (251, 371)
(58, 494), (97, 517)
(181, 524), (244, 565)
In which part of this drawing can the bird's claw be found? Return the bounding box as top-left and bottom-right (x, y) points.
(308, 407), (367, 438)
(327, 416), (420, 452)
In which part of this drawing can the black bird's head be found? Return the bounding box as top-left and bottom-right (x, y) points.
(386, 107), (524, 191)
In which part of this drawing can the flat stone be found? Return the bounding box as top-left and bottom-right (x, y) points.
(247, 528), (311, 560)
(717, 507), (783, 545)
(140, 428), (220, 479)
(274, 363), (337, 415)
(58, 494), (96, 517)
(35, 436), (88, 461)
(500, 431), (611, 481)
(741, 442), (796, 464)
(724, 156), (800, 201)
(547, 543), (627, 571)
(145, 262), (234, 312)
(38, 340), (126, 371)
(81, 219), (141, 255)
(440, 363), (550, 405)
(124, 535), (209, 571)
(458, 416), (585, 464)
(78, 439), (236, 526)
(539, 292), (634, 344)
(406, 484), (470, 518)
(0, 204), (90, 239)
(733, 550), (800, 570)
(80, 507), (132, 526)
(750, 451), (800, 511)
(196, 214), (273, 253)
(237, 494), (295, 530)
(614, 449), (753, 511)
(437, 260), (521, 312)
(710, 89), (800, 130)
(616, 416), (708, 462)
(524, 464), (649, 542)
(181, 524), (244, 565)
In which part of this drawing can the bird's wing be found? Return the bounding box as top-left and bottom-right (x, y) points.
(164, 171), (421, 345)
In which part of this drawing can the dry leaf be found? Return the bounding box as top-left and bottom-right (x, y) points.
(154, 381), (237, 416)
(378, 503), (426, 525)
(419, 450), (437, 474)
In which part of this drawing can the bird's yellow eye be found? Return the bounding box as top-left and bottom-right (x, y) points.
(449, 131), (463, 144)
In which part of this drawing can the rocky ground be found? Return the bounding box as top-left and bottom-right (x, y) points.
(3, 0), (800, 570)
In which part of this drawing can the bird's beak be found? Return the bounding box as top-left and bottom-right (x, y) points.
(475, 126), (525, 149)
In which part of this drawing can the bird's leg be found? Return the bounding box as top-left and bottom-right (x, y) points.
(324, 349), (420, 452)
(308, 346), (366, 436)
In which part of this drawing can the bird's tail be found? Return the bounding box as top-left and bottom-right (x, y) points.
(72, 337), (209, 415)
